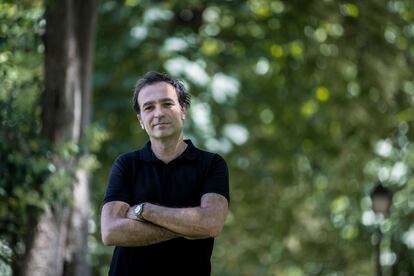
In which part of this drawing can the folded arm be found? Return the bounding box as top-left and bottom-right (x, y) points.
(101, 201), (179, 247)
(135, 193), (229, 238)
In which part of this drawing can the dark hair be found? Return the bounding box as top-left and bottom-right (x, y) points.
(132, 71), (191, 114)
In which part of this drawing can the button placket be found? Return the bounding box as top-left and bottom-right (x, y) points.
(160, 163), (170, 203)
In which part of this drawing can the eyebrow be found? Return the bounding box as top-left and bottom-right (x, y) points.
(142, 98), (175, 108)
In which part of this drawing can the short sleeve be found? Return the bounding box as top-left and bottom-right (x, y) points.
(202, 154), (230, 203)
(103, 155), (133, 205)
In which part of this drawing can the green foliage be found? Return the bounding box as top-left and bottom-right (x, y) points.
(93, 0), (414, 274)
(0, 2), (48, 267)
(4, 0), (414, 274)
(0, 2), (108, 273)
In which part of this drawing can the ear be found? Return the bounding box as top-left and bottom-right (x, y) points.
(137, 114), (144, 129)
(181, 106), (188, 120)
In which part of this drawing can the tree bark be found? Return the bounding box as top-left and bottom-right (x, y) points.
(23, 0), (97, 275)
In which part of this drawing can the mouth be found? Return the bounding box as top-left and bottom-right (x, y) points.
(152, 122), (169, 127)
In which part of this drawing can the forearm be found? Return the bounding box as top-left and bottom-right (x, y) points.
(142, 203), (219, 238)
(103, 218), (179, 247)
(101, 201), (179, 247)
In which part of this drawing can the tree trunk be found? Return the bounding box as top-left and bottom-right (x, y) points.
(23, 0), (97, 275)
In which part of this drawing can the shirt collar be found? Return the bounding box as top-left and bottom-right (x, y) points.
(140, 139), (197, 162)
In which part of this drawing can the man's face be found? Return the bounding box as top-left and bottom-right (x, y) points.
(137, 82), (186, 140)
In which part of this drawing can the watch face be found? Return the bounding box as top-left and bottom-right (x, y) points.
(134, 205), (141, 216)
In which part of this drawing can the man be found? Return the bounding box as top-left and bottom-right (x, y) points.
(101, 71), (230, 275)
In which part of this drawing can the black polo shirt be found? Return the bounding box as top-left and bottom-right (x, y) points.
(103, 139), (229, 276)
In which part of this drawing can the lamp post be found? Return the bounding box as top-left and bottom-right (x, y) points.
(370, 182), (393, 276)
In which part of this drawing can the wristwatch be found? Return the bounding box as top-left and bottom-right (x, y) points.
(134, 203), (146, 221)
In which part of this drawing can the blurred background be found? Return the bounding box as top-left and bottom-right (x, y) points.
(1, 0), (414, 275)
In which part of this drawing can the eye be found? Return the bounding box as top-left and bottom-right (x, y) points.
(144, 106), (153, 111)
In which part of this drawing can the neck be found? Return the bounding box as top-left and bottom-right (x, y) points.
(150, 134), (187, 163)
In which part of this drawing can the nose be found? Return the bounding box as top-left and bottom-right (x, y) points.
(153, 105), (164, 118)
